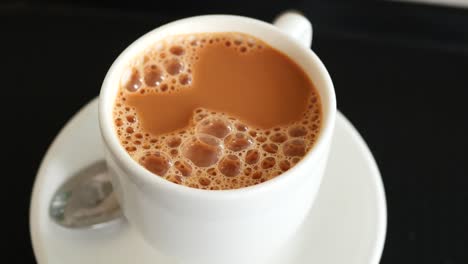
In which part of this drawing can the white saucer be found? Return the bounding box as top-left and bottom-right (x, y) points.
(30, 99), (387, 264)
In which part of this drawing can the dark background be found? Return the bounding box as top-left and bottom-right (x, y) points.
(3, 0), (467, 263)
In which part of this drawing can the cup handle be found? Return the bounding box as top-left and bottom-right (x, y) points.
(273, 11), (313, 48)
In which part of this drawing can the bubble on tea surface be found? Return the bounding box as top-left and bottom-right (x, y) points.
(207, 167), (217, 176)
(174, 160), (192, 177)
(283, 139), (306, 157)
(289, 125), (307, 137)
(139, 152), (171, 176)
(224, 133), (252, 151)
(197, 117), (232, 138)
(169, 45), (185, 56)
(166, 136), (181, 148)
(126, 115), (136, 123)
(122, 67), (142, 92)
(261, 157), (276, 169)
(234, 36), (242, 45)
(262, 143), (278, 154)
(279, 160), (291, 172)
(270, 132), (287, 143)
(179, 74), (192, 85)
(245, 149), (260, 164)
(218, 154), (241, 177)
(115, 118), (123, 127)
(182, 134), (223, 167)
(199, 177), (211, 186)
(160, 83), (168, 92)
(143, 64), (164, 87)
(251, 171), (262, 179)
(194, 114), (208, 122)
(166, 175), (183, 184)
(235, 122), (248, 132)
(164, 58), (184, 75)
(291, 157), (301, 165)
(126, 146), (136, 152)
(272, 170), (282, 177)
(188, 183), (199, 188)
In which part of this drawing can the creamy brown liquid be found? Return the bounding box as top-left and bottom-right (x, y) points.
(113, 32), (322, 190)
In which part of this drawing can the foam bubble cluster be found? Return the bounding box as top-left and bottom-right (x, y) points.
(113, 32), (322, 190)
(119, 33), (263, 96)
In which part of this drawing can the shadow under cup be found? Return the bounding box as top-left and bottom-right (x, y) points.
(99, 14), (336, 264)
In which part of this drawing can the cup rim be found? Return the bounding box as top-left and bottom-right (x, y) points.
(99, 14), (336, 198)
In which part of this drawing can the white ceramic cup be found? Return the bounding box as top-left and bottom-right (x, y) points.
(99, 11), (336, 264)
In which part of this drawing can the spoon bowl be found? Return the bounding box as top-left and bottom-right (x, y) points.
(49, 161), (123, 229)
